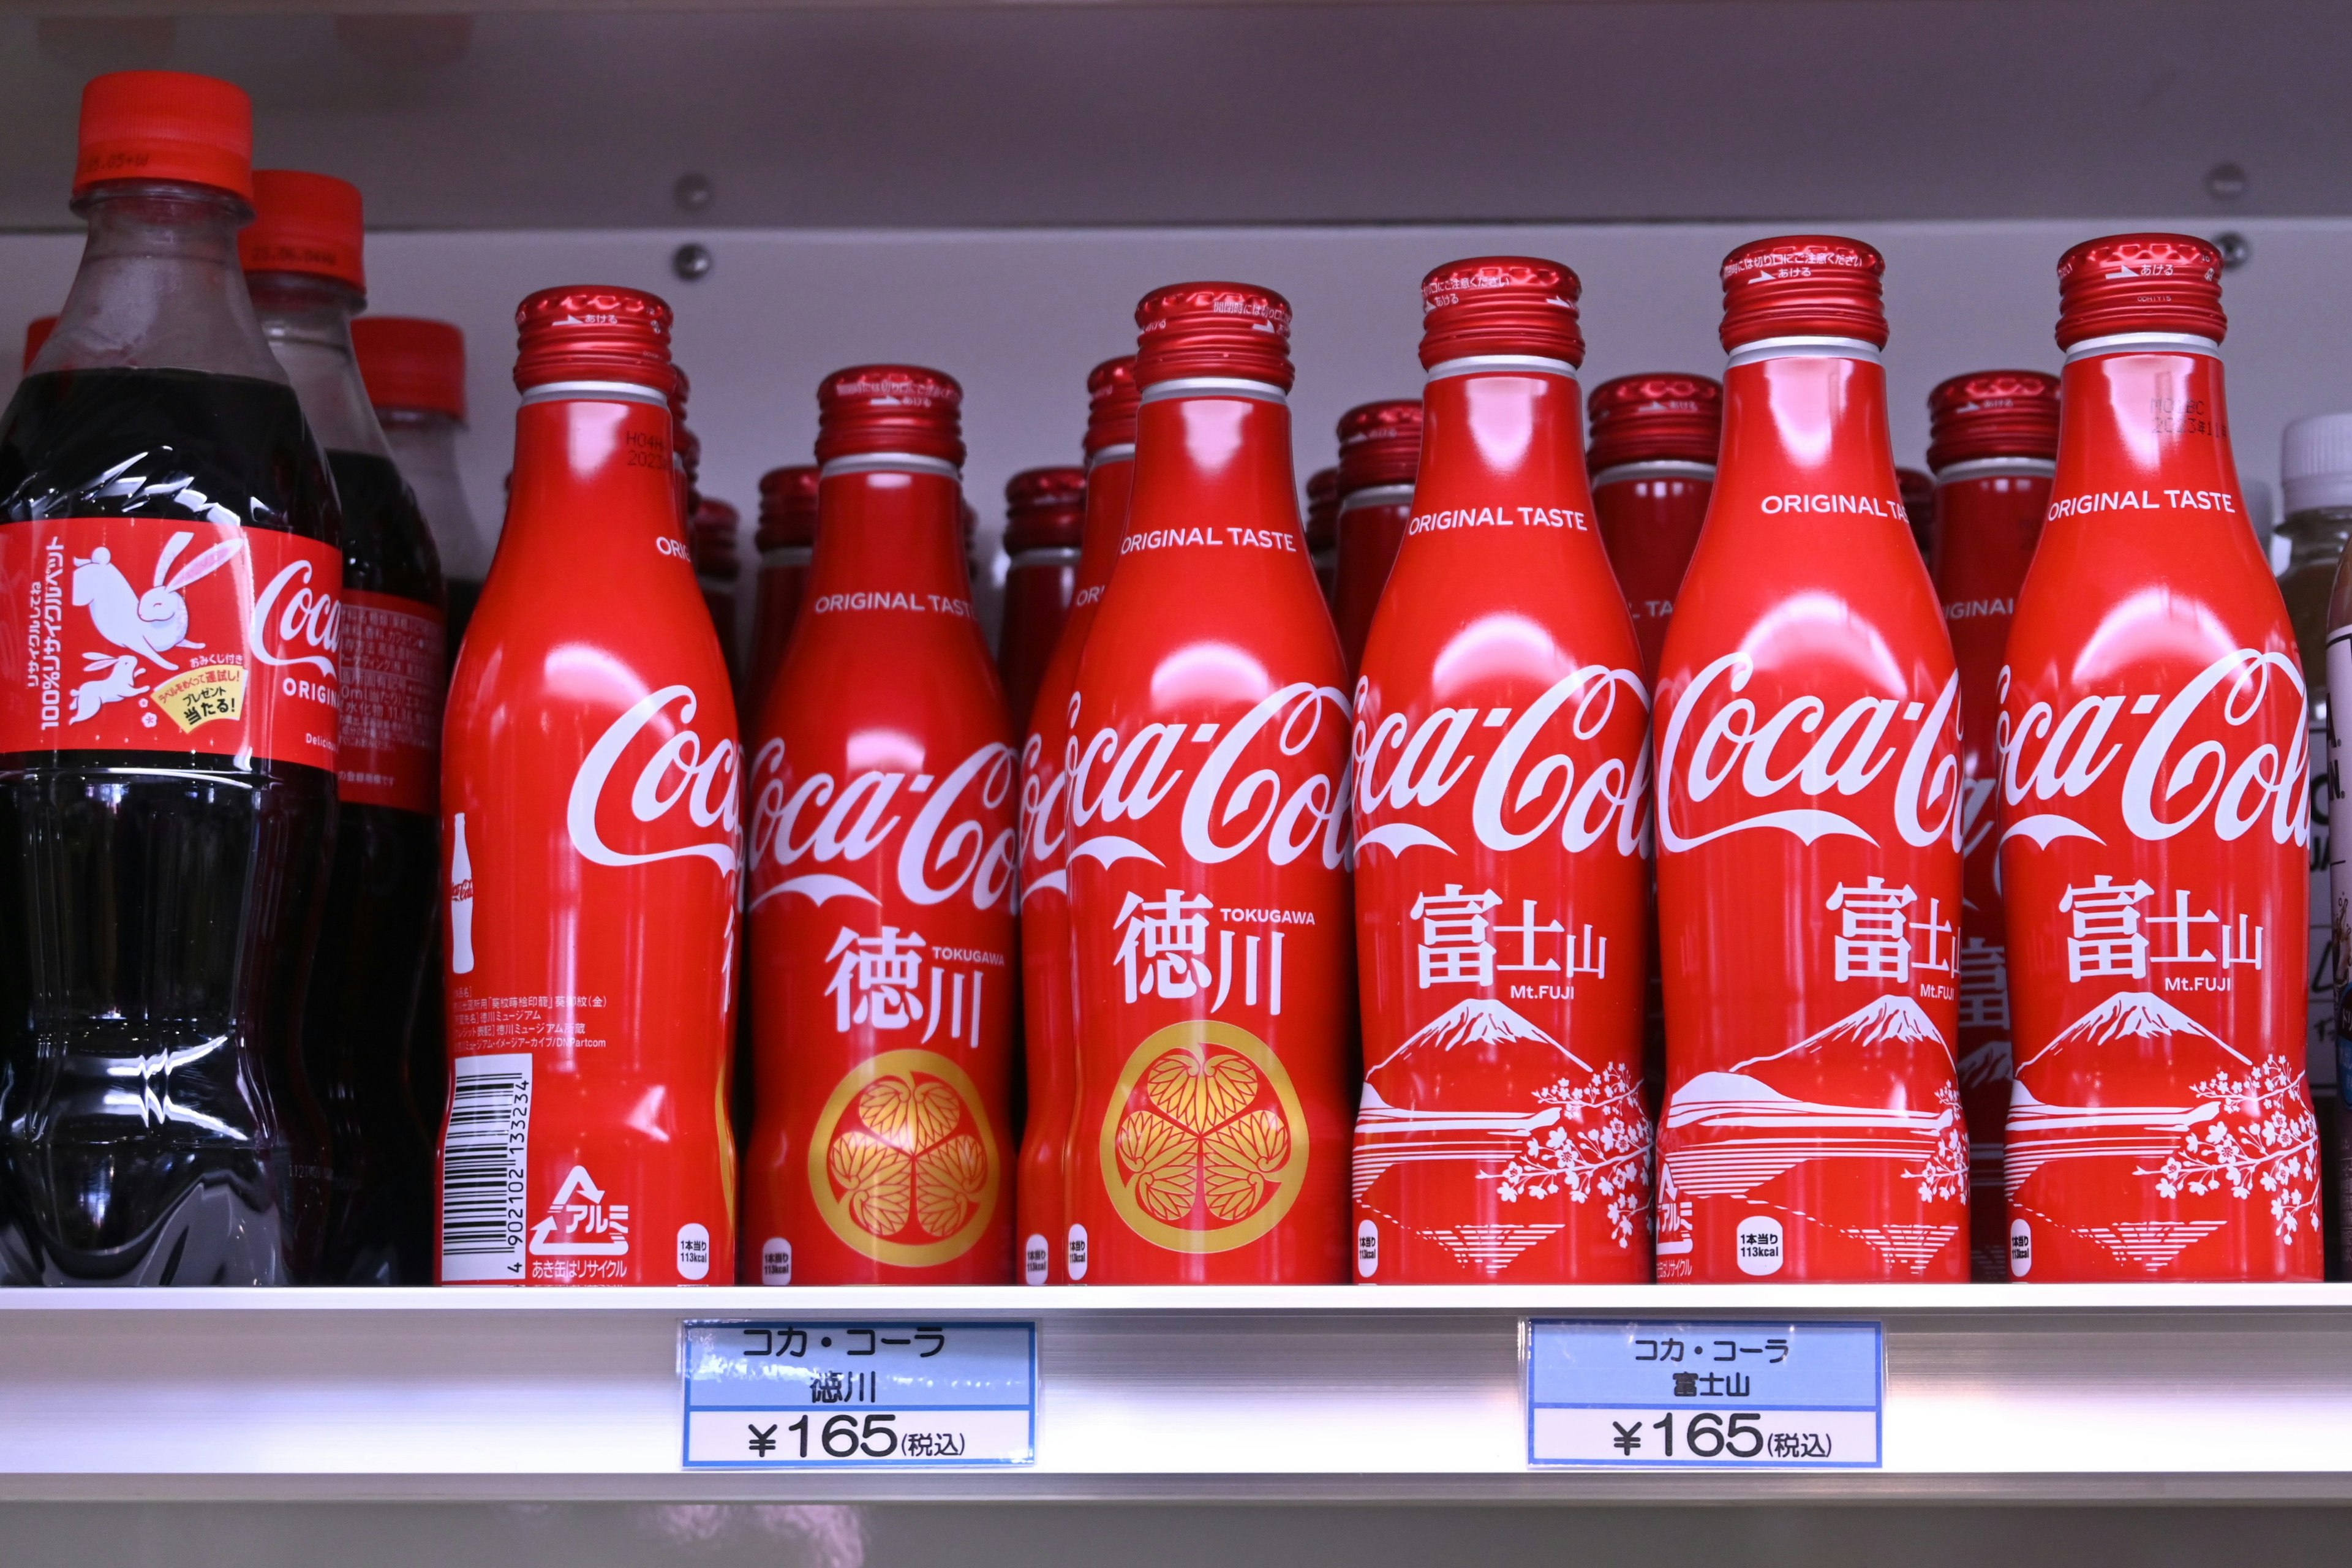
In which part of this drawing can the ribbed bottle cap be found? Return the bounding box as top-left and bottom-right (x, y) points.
(1084, 355), (1140, 456)
(1417, 255), (1583, 368)
(1304, 467), (1338, 551)
(513, 285), (673, 393)
(1719, 235), (1887, 351)
(815, 364), (965, 466)
(1336, 401), (1423, 496)
(756, 465), (820, 548)
(21, 317), (55, 375)
(2282, 412), (2352, 515)
(2056, 233), (2225, 349)
(1586, 373), (1722, 471)
(352, 317), (466, 421)
(239, 169), (364, 292)
(1925, 369), (2060, 470)
(688, 497), (741, 578)
(75, 70), (253, 202)
(1134, 282), (1293, 391)
(1004, 467), (1087, 552)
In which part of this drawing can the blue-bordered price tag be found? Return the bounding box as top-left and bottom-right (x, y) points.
(1526, 1319), (1882, 1469)
(680, 1321), (1036, 1468)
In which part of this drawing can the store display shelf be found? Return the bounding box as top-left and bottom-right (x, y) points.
(2, 1283), (2351, 1502)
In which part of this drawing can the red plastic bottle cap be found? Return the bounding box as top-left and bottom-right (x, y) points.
(1718, 235), (1887, 351)
(1084, 355), (1141, 456)
(352, 317), (466, 421)
(21, 316), (56, 375)
(1133, 282), (1294, 391)
(1304, 467), (1339, 551)
(1417, 255), (1584, 368)
(2054, 233), (2226, 349)
(513, 285), (674, 393)
(239, 169), (364, 292)
(1586, 373), (1723, 472)
(74, 70), (254, 202)
(1925, 369), (2062, 470)
(1003, 467), (1087, 553)
(815, 364), (966, 467)
(756, 465), (820, 549)
(1336, 400), (1423, 496)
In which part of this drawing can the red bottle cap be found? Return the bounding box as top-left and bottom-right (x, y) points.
(690, 497), (741, 577)
(1925, 369), (2062, 470)
(239, 169), (364, 292)
(1586, 373), (1723, 472)
(22, 317), (55, 374)
(815, 364), (965, 467)
(1898, 466), (1932, 508)
(1336, 400), (1423, 496)
(2054, 233), (2226, 349)
(513, 285), (673, 394)
(1004, 467), (1087, 553)
(1417, 255), (1584, 368)
(1133, 282), (1293, 391)
(757, 465), (820, 549)
(1084, 355), (1141, 456)
(1718, 235), (1887, 351)
(75, 70), (254, 202)
(352, 317), (466, 421)
(1304, 467), (1338, 551)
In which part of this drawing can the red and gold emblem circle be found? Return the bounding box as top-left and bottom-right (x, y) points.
(807, 1049), (1000, 1267)
(1097, 1020), (1310, 1253)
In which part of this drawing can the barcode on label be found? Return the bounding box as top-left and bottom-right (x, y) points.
(440, 1051), (532, 1282)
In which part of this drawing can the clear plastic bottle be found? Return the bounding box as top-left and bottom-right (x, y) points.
(353, 317), (489, 662)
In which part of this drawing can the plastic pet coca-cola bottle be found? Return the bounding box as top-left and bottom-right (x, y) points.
(1350, 257), (1653, 1284)
(244, 168), (445, 1285)
(1304, 467), (1338, 606)
(1586, 374), (1721, 678)
(1015, 356), (1138, 1285)
(749, 464), (817, 718)
(1330, 399), (1421, 675)
(438, 285), (739, 1287)
(2001, 235), (2320, 1283)
(353, 317), (489, 663)
(1922, 369), (2059, 1281)
(743, 365), (1017, 1286)
(1652, 236), (1968, 1283)
(997, 466), (1087, 729)
(0, 72), (341, 1285)
(1063, 284), (1352, 1285)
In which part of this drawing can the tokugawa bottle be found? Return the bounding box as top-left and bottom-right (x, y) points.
(1330, 399), (1421, 675)
(743, 366), (1017, 1286)
(1349, 257), (1653, 1284)
(243, 168), (445, 1285)
(997, 466), (1087, 731)
(1922, 369), (2059, 1281)
(2002, 235), (2320, 1282)
(1586, 374), (1721, 679)
(1063, 284), (1352, 1285)
(438, 285), (740, 1286)
(1652, 236), (1969, 1284)
(0, 72), (342, 1285)
(1016, 356), (1137, 1286)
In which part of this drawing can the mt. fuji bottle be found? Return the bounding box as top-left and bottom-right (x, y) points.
(1587, 374), (1721, 678)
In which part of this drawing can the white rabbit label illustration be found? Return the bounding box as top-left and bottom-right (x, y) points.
(0, 517), (342, 770)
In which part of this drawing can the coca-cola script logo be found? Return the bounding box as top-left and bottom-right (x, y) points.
(1352, 666), (1650, 859)
(1066, 682), (1349, 873)
(565, 683), (741, 873)
(747, 737), (1017, 911)
(249, 557), (340, 677)
(1997, 648), (2308, 850)
(1654, 654), (1961, 851)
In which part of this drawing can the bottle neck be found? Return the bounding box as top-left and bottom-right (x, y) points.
(807, 461), (974, 605)
(380, 408), (491, 581)
(37, 181), (283, 384)
(1716, 345), (1898, 502)
(2280, 504), (2352, 565)
(249, 272), (390, 458)
(1412, 362), (1586, 515)
(1125, 385), (1297, 548)
(2051, 341), (2241, 527)
(505, 390), (679, 562)
(1074, 447), (1134, 595)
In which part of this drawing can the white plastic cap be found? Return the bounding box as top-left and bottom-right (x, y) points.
(2281, 412), (2352, 515)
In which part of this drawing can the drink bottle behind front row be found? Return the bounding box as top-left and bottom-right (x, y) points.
(997, 466), (1087, 729)
(2001, 235), (2320, 1282)
(749, 464), (817, 720)
(1330, 399), (1420, 675)
(245, 169), (446, 1285)
(1064, 285), (1352, 1284)
(1923, 369), (2058, 1281)
(438, 287), (740, 1286)
(353, 316), (489, 666)
(1586, 374), (1721, 679)
(0, 72), (341, 1285)
(1350, 257), (1653, 1284)
(743, 366), (1017, 1285)
(1016, 356), (1138, 1285)
(1304, 467), (1338, 606)
(1652, 237), (1968, 1283)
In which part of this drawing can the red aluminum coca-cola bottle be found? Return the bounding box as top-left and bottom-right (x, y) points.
(1924, 368), (2059, 1281)
(690, 496), (744, 692)
(1016, 356), (1138, 1286)
(1305, 467), (1339, 606)
(1898, 466), (1936, 559)
(1587, 374), (1721, 679)
(742, 365), (1016, 1286)
(1350, 257), (1653, 1284)
(749, 464), (817, 718)
(1063, 284), (1351, 1285)
(1653, 236), (1968, 1283)
(438, 285), (739, 1287)
(997, 466), (1086, 729)
(1331, 401), (1422, 674)
(2000, 235), (2320, 1282)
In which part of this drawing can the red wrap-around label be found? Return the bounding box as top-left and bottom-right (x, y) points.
(337, 587), (443, 811)
(0, 515), (341, 770)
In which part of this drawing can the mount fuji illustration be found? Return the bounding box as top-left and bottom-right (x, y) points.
(1367, 998), (1588, 1077)
(1728, 995), (1953, 1076)
(2004, 992), (2247, 1198)
(1354, 1001), (1590, 1205)
(2013, 990), (2250, 1074)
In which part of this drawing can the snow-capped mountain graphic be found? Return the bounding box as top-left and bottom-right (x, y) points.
(1730, 995), (1951, 1076)
(1367, 998), (1588, 1077)
(2014, 990), (2250, 1074)
(1956, 1038), (2013, 1091)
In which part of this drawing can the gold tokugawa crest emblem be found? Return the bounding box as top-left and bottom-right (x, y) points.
(808, 1049), (1000, 1267)
(1099, 1020), (1310, 1253)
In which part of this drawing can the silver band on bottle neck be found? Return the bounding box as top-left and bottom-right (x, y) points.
(1590, 459), (1717, 488)
(1932, 456), (2059, 484)
(519, 380), (673, 409)
(817, 451), (963, 481)
(760, 545), (813, 569)
(1138, 377), (1288, 406)
(1724, 336), (1884, 370)
(1085, 442), (1136, 473)
(1008, 546), (1083, 568)
(1422, 353), (1580, 383)
(2062, 331), (2222, 365)
(1337, 483), (1415, 514)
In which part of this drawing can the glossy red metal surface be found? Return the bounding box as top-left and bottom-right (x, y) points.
(998, 466), (1087, 730)
(1588, 373), (1721, 678)
(1332, 399), (1422, 674)
(1305, 466), (1339, 606)
(749, 464), (818, 722)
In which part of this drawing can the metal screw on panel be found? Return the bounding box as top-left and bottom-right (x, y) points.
(673, 172), (714, 214)
(2206, 162), (2248, 202)
(673, 243), (714, 282)
(2214, 232), (2252, 270)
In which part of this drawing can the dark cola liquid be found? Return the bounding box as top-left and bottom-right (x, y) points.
(304, 449), (441, 1284)
(0, 367), (337, 1285)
